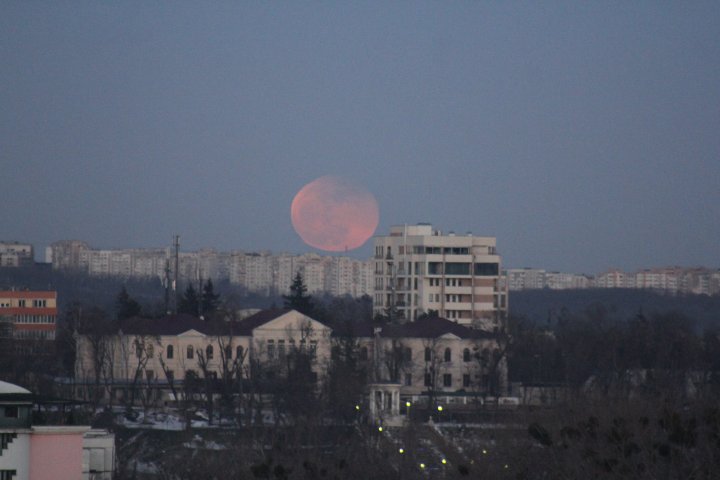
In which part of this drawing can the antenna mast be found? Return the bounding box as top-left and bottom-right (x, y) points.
(173, 234), (180, 314)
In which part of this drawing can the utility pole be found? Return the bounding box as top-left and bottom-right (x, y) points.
(164, 258), (171, 314)
(173, 235), (180, 314)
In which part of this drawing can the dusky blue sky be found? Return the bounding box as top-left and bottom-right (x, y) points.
(2, 2), (718, 274)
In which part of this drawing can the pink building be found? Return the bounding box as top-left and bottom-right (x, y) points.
(0, 381), (114, 480)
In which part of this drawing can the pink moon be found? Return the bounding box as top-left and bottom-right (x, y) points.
(291, 176), (380, 252)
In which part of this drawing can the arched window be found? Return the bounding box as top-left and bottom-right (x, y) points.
(206, 345), (214, 360)
(444, 348), (451, 362)
(360, 347), (368, 361)
(236, 346), (244, 359)
(463, 348), (471, 362)
(481, 348), (490, 368)
(187, 345), (194, 359)
(166, 344), (174, 359)
(225, 346), (232, 359)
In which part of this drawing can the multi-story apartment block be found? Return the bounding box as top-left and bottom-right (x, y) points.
(48, 241), (374, 298)
(0, 242), (34, 267)
(0, 290), (57, 340)
(373, 224), (507, 329)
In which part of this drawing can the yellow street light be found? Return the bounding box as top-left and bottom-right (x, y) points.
(437, 405), (443, 412)
(420, 463), (426, 469)
(406, 401), (411, 407)
(441, 458), (447, 465)
(398, 448), (404, 454)
(355, 405), (360, 411)
(378, 426), (383, 432)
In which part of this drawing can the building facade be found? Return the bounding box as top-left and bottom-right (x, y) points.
(373, 224), (508, 329)
(0, 243), (33, 268)
(48, 241), (374, 298)
(0, 381), (114, 480)
(0, 291), (57, 341)
(74, 310), (507, 406)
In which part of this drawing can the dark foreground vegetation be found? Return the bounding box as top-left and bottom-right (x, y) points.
(3, 265), (720, 478)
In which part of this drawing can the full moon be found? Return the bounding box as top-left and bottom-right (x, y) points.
(291, 175), (380, 252)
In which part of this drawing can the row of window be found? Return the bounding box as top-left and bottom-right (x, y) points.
(13, 314), (56, 324)
(13, 330), (55, 340)
(165, 344), (245, 361)
(0, 299), (49, 308)
(266, 339), (317, 360)
(400, 372), (478, 388)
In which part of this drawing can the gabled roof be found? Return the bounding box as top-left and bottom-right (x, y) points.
(236, 308), (294, 333)
(335, 316), (498, 340)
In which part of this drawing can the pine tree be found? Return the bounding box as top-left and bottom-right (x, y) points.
(116, 286), (141, 321)
(178, 283), (200, 316)
(201, 279), (220, 314)
(283, 272), (314, 315)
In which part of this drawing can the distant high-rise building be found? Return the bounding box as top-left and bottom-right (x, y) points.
(373, 224), (507, 330)
(0, 241), (34, 267)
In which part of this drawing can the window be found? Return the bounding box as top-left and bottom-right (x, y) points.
(166, 370), (174, 381)
(405, 373), (412, 386)
(187, 345), (194, 359)
(225, 346), (232, 359)
(135, 341), (144, 359)
(474, 263), (499, 276)
(445, 263), (470, 275)
(403, 347), (412, 362)
(424, 348), (432, 362)
(360, 347), (369, 361)
(443, 374), (452, 387)
(18, 299), (26, 307)
(278, 340), (286, 357)
(424, 373), (432, 387)
(1, 470), (18, 480)
(4, 406), (18, 418)
(463, 348), (471, 362)
(166, 345), (174, 359)
(33, 299), (47, 307)
(206, 345), (213, 360)
(444, 348), (451, 362)
(236, 346), (244, 359)
(463, 374), (471, 388)
(267, 340), (275, 359)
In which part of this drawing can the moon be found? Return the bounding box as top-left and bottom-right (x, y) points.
(291, 175), (380, 252)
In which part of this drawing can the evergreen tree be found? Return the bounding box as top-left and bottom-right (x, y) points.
(201, 279), (220, 314)
(178, 283), (200, 316)
(116, 286), (141, 321)
(283, 272), (314, 315)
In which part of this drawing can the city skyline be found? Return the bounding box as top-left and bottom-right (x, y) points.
(2, 3), (719, 273)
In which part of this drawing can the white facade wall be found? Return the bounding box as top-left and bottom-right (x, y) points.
(0, 431), (30, 480)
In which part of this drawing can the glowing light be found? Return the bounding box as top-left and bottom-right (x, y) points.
(504, 464), (509, 469)
(482, 449), (488, 455)
(399, 448), (404, 454)
(378, 426), (383, 432)
(355, 405), (360, 411)
(441, 458), (447, 465)
(437, 405), (443, 412)
(291, 175), (379, 252)
(419, 463), (426, 469)
(406, 401), (411, 407)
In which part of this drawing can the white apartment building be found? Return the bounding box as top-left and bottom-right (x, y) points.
(0, 242), (34, 267)
(373, 224), (507, 330)
(48, 241), (374, 298)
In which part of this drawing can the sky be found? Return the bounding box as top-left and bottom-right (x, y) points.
(2, 2), (719, 274)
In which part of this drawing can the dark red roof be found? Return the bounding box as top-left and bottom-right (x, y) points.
(333, 316), (498, 340)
